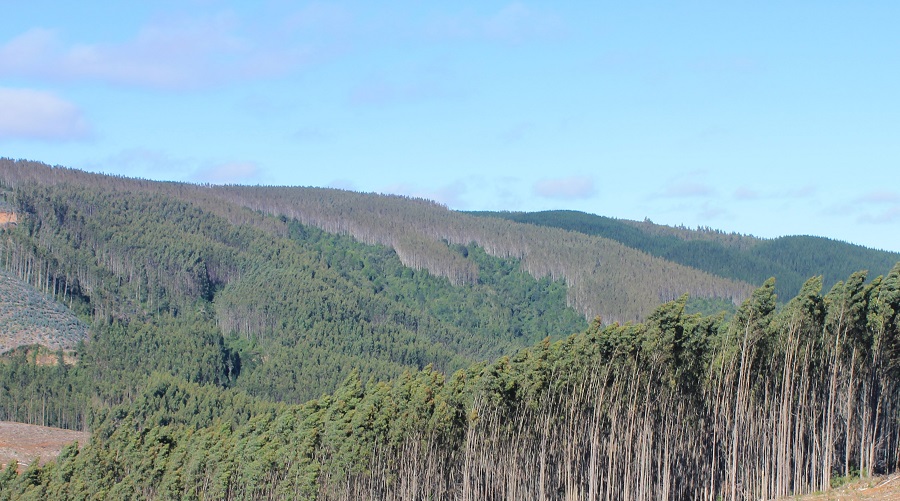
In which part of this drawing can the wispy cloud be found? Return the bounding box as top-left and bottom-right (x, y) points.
(381, 181), (467, 208)
(0, 13), (313, 90)
(291, 126), (329, 143)
(88, 148), (188, 178)
(856, 190), (900, 205)
(191, 161), (261, 184)
(483, 3), (565, 43)
(533, 175), (596, 200)
(733, 186), (761, 200)
(497, 121), (534, 144)
(854, 190), (900, 225)
(858, 206), (900, 224)
(348, 76), (457, 107)
(732, 184), (816, 202)
(426, 3), (565, 44)
(659, 181), (714, 198)
(0, 87), (91, 141)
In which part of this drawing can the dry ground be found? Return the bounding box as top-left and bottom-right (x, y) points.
(0, 421), (89, 473)
(778, 474), (900, 500)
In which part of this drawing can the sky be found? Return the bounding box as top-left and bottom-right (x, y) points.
(1, 1), (899, 252)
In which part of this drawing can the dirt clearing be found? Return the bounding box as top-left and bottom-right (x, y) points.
(0, 421), (89, 473)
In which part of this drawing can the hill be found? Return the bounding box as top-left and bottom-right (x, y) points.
(3, 265), (898, 500)
(0, 269), (87, 354)
(1, 158), (898, 500)
(470, 210), (900, 299)
(0, 159), (753, 325)
(0, 422), (89, 473)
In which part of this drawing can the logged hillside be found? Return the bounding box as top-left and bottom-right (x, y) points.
(472, 210), (900, 300)
(3, 265), (898, 500)
(1, 158), (899, 500)
(0, 269), (87, 354)
(0, 159), (753, 324)
(0, 159), (588, 406)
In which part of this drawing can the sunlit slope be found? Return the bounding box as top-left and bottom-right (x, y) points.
(1, 159), (753, 324)
(471, 209), (900, 299)
(0, 269), (87, 354)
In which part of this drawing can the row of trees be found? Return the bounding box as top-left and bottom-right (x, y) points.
(3, 265), (898, 500)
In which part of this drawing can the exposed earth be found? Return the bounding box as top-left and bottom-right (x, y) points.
(779, 474), (900, 500)
(0, 422), (89, 473)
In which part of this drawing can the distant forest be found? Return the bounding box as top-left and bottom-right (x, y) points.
(470, 210), (900, 301)
(1, 159), (899, 500)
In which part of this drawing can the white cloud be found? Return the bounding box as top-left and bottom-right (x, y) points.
(533, 176), (596, 200)
(191, 161), (261, 184)
(0, 87), (91, 141)
(0, 14), (311, 90)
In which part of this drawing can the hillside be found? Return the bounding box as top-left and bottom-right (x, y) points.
(783, 474), (900, 500)
(2, 265), (898, 500)
(0, 159), (753, 325)
(471, 210), (900, 299)
(0, 422), (89, 474)
(1, 158), (898, 500)
(0, 269), (87, 354)
(0, 159), (591, 405)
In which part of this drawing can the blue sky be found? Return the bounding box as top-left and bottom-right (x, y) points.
(2, 1), (899, 252)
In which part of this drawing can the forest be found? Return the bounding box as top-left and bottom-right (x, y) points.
(1, 158), (899, 500)
(471, 210), (900, 301)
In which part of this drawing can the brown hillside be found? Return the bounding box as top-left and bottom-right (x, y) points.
(0, 421), (89, 473)
(0, 211), (16, 227)
(776, 474), (900, 500)
(0, 269), (88, 354)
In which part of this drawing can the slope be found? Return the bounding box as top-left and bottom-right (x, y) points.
(0, 268), (87, 354)
(0, 159), (755, 324)
(0, 160), (586, 405)
(471, 210), (900, 299)
(5, 264), (898, 500)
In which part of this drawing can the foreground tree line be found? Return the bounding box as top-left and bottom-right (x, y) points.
(3, 264), (898, 500)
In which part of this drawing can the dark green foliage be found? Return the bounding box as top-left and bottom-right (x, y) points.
(0, 347), (91, 430)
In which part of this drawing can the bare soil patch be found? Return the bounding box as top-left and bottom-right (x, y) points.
(778, 474), (900, 500)
(0, 421), (89, 473)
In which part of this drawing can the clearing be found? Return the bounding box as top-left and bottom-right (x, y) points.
(0, 421), (89, 473)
